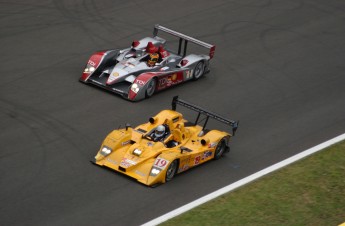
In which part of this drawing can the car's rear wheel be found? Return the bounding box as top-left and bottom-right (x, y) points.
(193, 61), (204, 80)
(146, 78), (156, 97)
(165, 159), (178, 182)
(214, 138), (226, 160)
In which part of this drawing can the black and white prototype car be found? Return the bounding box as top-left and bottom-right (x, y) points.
(80, 24), (216, 101)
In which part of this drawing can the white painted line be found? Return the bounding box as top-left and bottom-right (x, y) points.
(142, 133), (345, 226)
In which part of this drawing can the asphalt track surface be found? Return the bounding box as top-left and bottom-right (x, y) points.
(1, 1), (345, 225)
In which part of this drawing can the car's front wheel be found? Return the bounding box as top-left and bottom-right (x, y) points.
(165, 159), (178, 182)
(146, 78), (156, 98)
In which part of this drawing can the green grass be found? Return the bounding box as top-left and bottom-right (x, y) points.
(161, 141), (345, 226)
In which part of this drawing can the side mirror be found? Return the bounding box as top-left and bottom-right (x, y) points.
(201, 138), (210, 146)
(180, 146), (192, 153)
(149, 117), (158, 124)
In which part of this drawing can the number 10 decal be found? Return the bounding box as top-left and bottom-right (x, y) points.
(154, 157), (170, 170)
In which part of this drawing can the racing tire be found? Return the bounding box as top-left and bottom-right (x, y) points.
(145, 78), (156, 98)
(192, 61), (205, 80)
(214, 138), (226, 160)
(165, 159), (178, 182)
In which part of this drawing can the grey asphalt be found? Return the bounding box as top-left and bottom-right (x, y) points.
(1, 0), (345, 225)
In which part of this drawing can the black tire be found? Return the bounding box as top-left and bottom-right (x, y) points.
(193, 61), (205, 80)
(165, 159), (178, 182)
(214, 138), (226, 160)
(145, 78), (156, 97)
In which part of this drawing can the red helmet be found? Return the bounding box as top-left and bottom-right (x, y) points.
(131, 40), (140, 48)
(146, 42), (158, 54)
(158, 45), (169, 58)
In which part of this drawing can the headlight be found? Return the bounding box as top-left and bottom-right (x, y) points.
(131, 83), (140, 93)
(150, 168), (161, 176)
(84, 65), (96, 73)
(133, 148), (142, 156)
(100, 146), (112, 156)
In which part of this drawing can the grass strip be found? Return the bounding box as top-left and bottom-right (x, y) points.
(162, 141), (345, 226)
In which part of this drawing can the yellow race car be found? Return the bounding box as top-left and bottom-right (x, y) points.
(91, 96), (239, 187)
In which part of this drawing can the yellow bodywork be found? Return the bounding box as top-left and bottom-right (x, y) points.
(93, 109), (231, 186)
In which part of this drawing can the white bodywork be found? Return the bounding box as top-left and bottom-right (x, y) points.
(106, 57), (151, 85)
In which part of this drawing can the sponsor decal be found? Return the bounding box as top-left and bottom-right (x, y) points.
(209, 142), (218, 148)
(178, 164), (189, 173)
(158, 73), (181, 88)
(170, 73), (177, 81)
(178, 157), (191, 173)
(186, 70), (192, 79)
(136, 79), (145, 85)
(135, 170), (146, 177)
(129, 155), (138, 161)
(202, 151), (213, 160)
(194, 155), (201, 165)
(147, 142), (153, 146)
(120, 158), (137, 167)
(124, 60), (135, 68)
(113, 72), (119, 77)
(159, 78), (167, 86)
(112, 88), (124, 93)
(106, 158), (118, 165)
(120, 159), (130, 168)
(122, 140), (131, 146)
(154, 157), (170, 170)
(88, 60), (96, 66)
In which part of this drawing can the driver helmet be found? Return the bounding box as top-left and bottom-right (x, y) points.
(131, 40), (140, 49)
(154, 125), (165, 138)
(147, 53), (159, 67)
(146, 42), (158, 53)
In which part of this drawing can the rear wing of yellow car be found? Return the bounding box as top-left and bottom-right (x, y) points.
(153, 24), (216, 59)
(171, 96), (239, 136)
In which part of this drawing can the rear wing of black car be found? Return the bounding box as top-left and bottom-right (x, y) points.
(153, 24), (216, 59)
(171, 96), (239, 136)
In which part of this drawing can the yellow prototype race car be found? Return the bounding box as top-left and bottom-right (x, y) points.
(91, 96), (239, 187)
